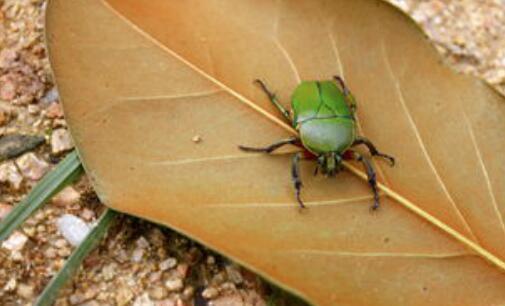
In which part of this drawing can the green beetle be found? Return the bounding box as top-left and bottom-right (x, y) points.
(239, 76), (395, 210)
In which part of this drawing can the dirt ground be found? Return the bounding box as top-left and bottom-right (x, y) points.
(0, 0), (503, 305)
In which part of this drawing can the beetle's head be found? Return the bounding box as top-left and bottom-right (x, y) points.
(318, 152), (342, 176)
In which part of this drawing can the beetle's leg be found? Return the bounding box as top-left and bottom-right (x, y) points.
(291, 152), (305, 209)
(238, 136), (298, 154)
(333, 76), (357, 114)
(349, 150), (380, 211)
(254, 79), (292, 123)
(352, 136), (395, 166)
(314, 155), (324, 176)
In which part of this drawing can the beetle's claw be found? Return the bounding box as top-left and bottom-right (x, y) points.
(295, 187), (306, 210)
(297, 197), (306, 211)
(379, 154), (395, 167)
(238, 145), (252, 152)
(369, 201), (380, 213)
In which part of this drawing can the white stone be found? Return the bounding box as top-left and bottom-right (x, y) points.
(56, 214), (91, 246)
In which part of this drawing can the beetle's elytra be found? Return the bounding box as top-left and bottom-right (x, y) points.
(239, 76), (395, 210)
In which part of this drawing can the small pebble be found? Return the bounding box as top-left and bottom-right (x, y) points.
(27, 104), (39, 114)
(16, 283), (34, 299)
(182, 286), (195, 300)
(211, 272), (227, 286)
(3, 278), (17, 292)
(219, 282), (236, 292)
(148, 271), (162, 283)
(133, 293), (155, 306)
(225, 264), (243, 284)
(102, 263), (117, 281)
(79, 301), (100, 306)
(57, 247), (71, 257)
(56, 214), (91, 246)
(0, 79), (16, 101)
(0, 202), (13, 219)
(201, 287), (219, 300)
(132, 248), (145, 263)
(116, 286), (134, 306)
(44, 247), (57, 259)
(45, 102), (64, 118)
(0, 134), (45, 161)
(80, 208), (95, 221)
(0, 161), (23, 189)
(206, 255), (216, 265)
(149, 286), (168, 300)
(148, 227), (165, 247)
(54, 238), (68, 249)
(16, 152), (49, 180)
(164, 278), (184, 292)
(159, 257), (177, 271)
(136, 236), (150, 249)
(176, 263), (189, 278)
(209, 293), (247, 306)
(156, 299), (177, 306)
(51, 128), (73, 154)
(40, 87), (59, 105)
(2, 231), (28, 251)
(0, 108), (11, 126)
(11, 250), (23, 262)
(36, 224), (46, 233)
(192, 135), (202, 143)
(23, 225), (36, 237)
(52, 186), (80, 206)
(68, 293), (85, 305)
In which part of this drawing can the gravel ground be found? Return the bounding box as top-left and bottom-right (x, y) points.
(0, 0), (503, 305)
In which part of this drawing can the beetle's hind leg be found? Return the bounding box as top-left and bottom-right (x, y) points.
(291, 152), (305, 209)
(254, 79), (292, 124)
(352, 136), (395, 166)
(239, 136), (298, 154)
(349, 150), (380, 211)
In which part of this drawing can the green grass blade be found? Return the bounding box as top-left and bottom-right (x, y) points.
(0, 150), (83, 242)
(34, 208), (117, 306)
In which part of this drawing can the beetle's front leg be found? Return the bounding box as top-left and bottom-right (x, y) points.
(333, 76), (357, 114)
(254, 79), (292, 124)
(352, 136), (395, 166)
(291, 152), (305, 209)
(239, 136), (299, 154)
(349, 150), (380, 211)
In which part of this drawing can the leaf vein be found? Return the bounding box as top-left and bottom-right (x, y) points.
(381, 43), (478, 243)
(463, 112), (505, 241)
(284, 249), (473, 259)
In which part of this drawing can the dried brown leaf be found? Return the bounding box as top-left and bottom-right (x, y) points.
(46, 0), (505, 305)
